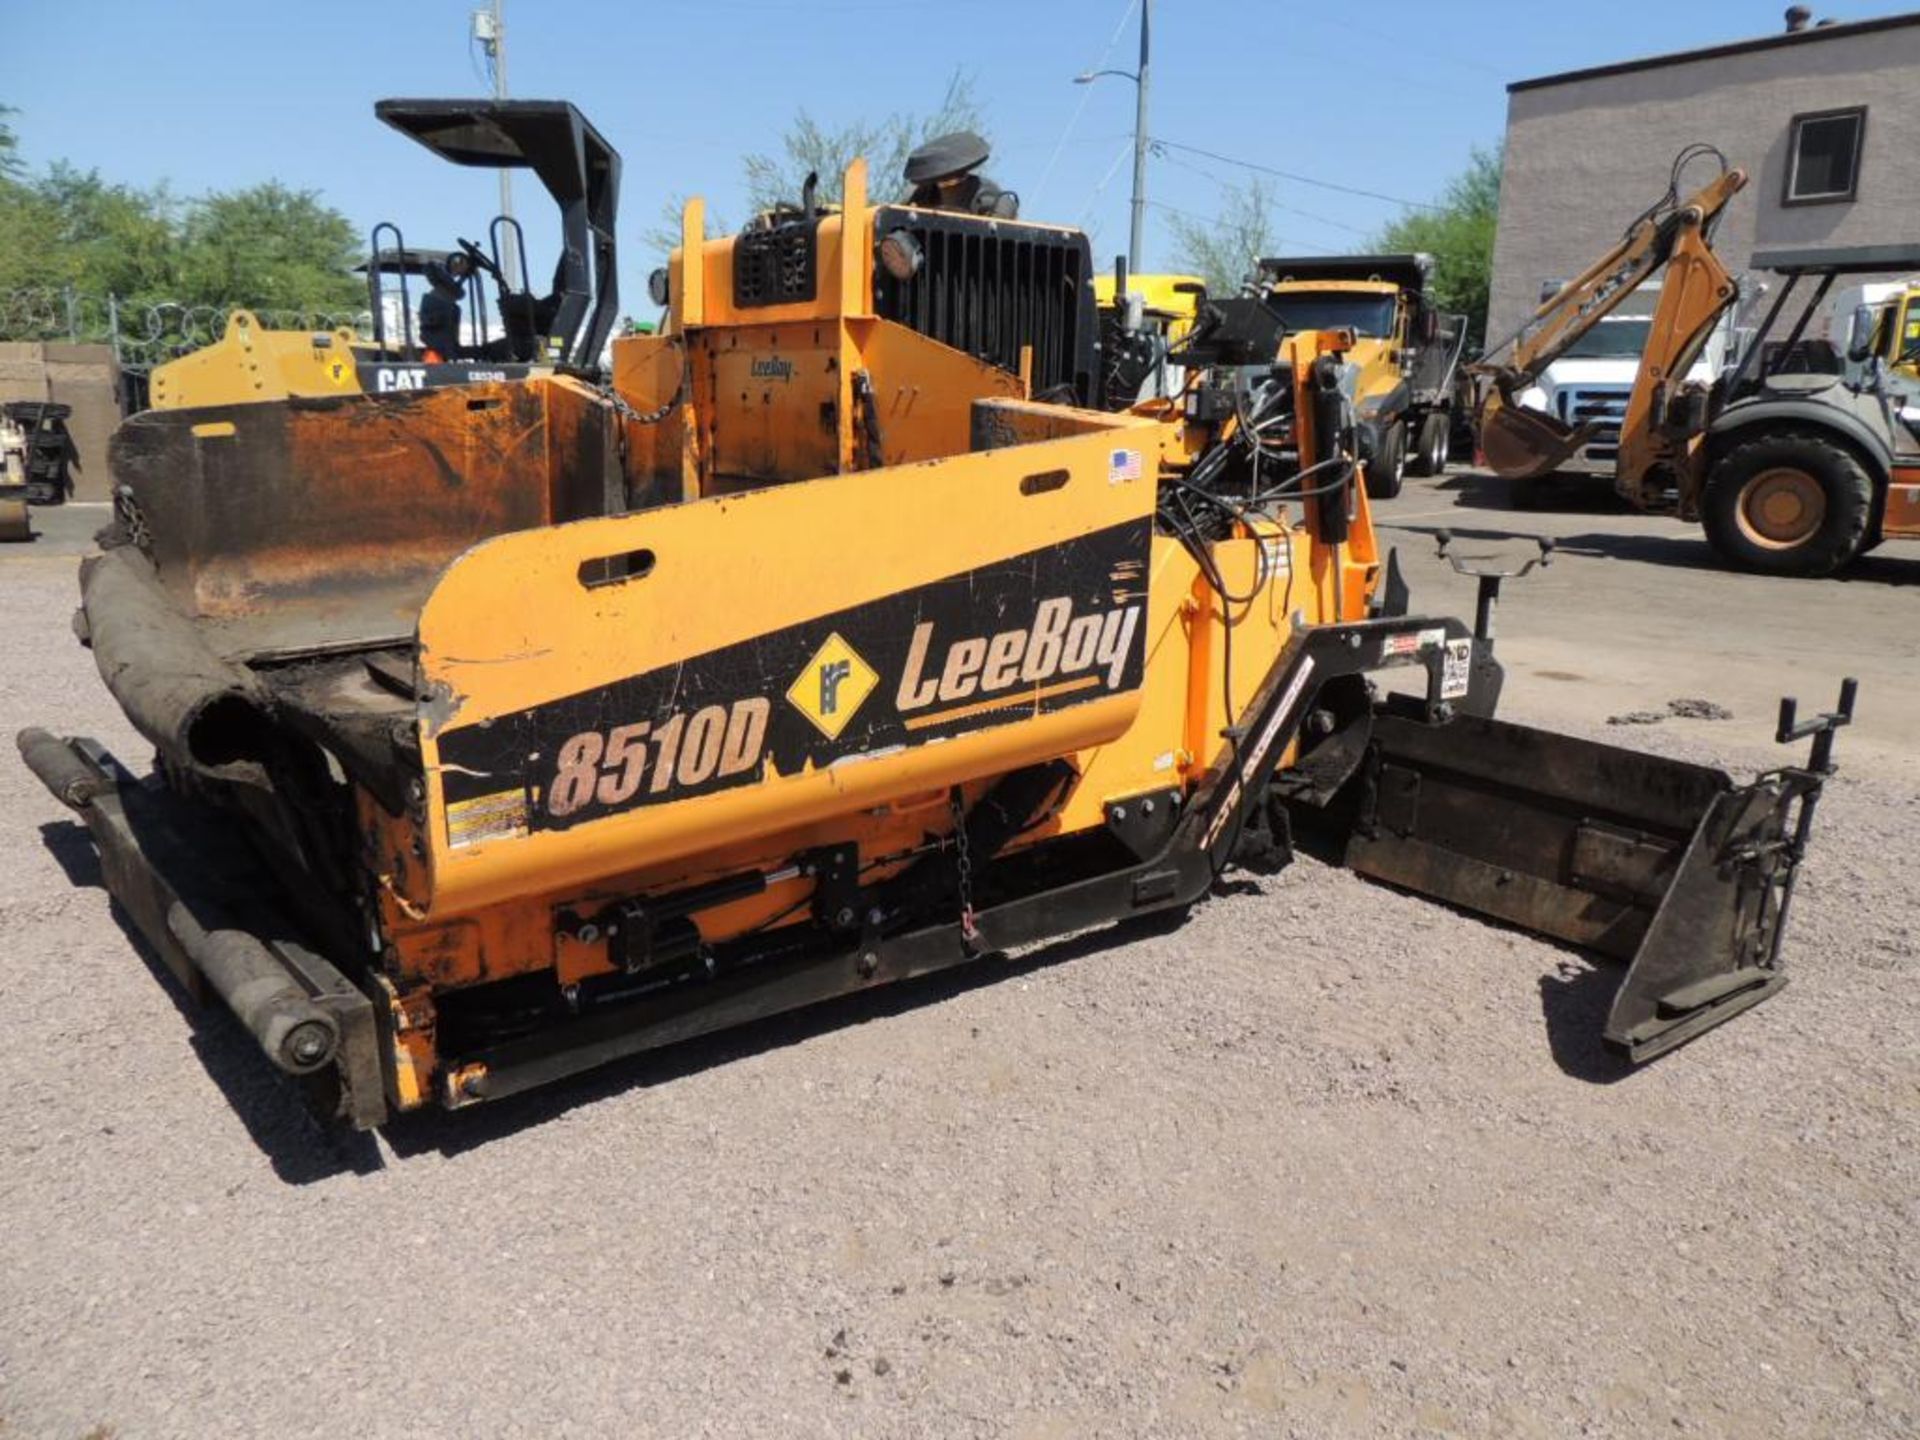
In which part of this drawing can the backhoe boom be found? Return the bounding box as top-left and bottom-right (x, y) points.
(1475, 164), (1747, 484)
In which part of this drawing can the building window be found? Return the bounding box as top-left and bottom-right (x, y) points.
(1783, 108), (1866, 205)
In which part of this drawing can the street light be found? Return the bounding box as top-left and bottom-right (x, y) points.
(1072, 0), (1150, 273)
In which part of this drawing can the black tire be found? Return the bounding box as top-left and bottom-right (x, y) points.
(1365, 420), (1406, 500)
(1701, 430), (1875, 577)
(1406, 411), (1450, 477)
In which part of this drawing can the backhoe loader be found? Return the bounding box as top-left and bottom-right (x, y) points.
(19, 114), (1851, 1128)
(1477, 147), (1920, 576)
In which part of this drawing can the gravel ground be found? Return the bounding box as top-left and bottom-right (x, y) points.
(1, 508), (1916, 1439)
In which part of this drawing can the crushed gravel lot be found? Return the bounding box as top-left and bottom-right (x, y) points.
(2, 498), (1916, 1438)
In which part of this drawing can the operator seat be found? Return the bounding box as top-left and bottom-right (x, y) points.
(496, 255), (572, 363)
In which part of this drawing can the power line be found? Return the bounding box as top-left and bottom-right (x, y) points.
(1155, 150), (1373, 238)
(1144, 197), (1283, 252)
(1031, 0), (1138, 212)
(1075, 136), (1137, 234)
(1145, 197), (1351, 256)
(1150, 137), (1437, 212)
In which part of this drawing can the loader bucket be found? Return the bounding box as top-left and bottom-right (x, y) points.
(1477, 396), (1595, 481)
(1337, 709), (1819, 1062)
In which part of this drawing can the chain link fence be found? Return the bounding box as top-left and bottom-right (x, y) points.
(0, 287), (374, 375)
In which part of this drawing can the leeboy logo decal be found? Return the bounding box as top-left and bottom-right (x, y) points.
(750, 355), (794, 382)
(433, 518), (1153, 837)
(787, 633), (879, 740)
(897, 598), (1139, 716)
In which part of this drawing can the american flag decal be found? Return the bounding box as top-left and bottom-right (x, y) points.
(1108, 448), (1142, 484)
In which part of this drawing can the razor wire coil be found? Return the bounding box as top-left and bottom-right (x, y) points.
(0, 288), (375, 373)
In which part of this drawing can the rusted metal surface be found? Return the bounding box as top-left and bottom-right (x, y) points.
(81, 545), (275, 770)
(14, 732), (388, 1127)
(108, 377), (622, 661)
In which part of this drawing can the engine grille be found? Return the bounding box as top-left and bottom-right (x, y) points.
(1556, 385), (1631, 463)
(870, 206), (1096, 407)
(734, 219), (818, 308)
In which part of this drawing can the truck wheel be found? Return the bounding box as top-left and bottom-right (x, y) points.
(1366, 421), (1406, 500)
(1407, 412), (1450, 477)
(1701, 431), (1874, 577)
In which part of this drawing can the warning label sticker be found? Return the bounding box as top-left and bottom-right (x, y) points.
(1441, 638), (1474, 699)
(446, 789), (531, 848)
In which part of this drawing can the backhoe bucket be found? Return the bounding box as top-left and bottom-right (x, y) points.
(1336, 710), (1818, 1061)
(1478, 397), (1595, 481)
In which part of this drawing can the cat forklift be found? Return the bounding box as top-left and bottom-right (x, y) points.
(148, 98), (620, 410)
(1477, 147), (1920, 575)
(20, 133), (1852, 1128)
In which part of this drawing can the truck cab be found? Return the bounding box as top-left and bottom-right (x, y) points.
(1515, 301), (1733, 472)
(1844, 280), (1920, 387)
(1257, 254), (1465, 497)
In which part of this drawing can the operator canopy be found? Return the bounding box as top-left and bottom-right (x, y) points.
(371, 98), (622, 369)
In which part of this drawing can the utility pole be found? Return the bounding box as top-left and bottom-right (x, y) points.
(1074, 0), (1151, 274)
(1129, 0), (1150, 276)
(473, 2), (516, 280)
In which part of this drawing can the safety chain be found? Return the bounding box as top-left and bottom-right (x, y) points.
(594, 363), (686, 428)
(950, 789), (980, 948)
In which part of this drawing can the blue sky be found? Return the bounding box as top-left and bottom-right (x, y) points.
(7, 0), (1906, 314)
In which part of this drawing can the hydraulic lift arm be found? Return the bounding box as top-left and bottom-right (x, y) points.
(1475, 160), (1747, 483)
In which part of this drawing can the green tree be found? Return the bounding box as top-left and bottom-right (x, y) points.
(741, 70), (985, 210)
(0, 103), (24, 180)
(21, 163), (180, 301)
(1375, 144), (1502, 347)
(1167, 179), (1276, 296)
(176, 182), (363, 312)
(0, 185), (65, 293)
(643, 70), (987, 260)
(0, 104), (364, 319)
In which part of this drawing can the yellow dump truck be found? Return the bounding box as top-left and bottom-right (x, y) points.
(1258, 254), (1467, 497)
(1860, 281), (1920, 384)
